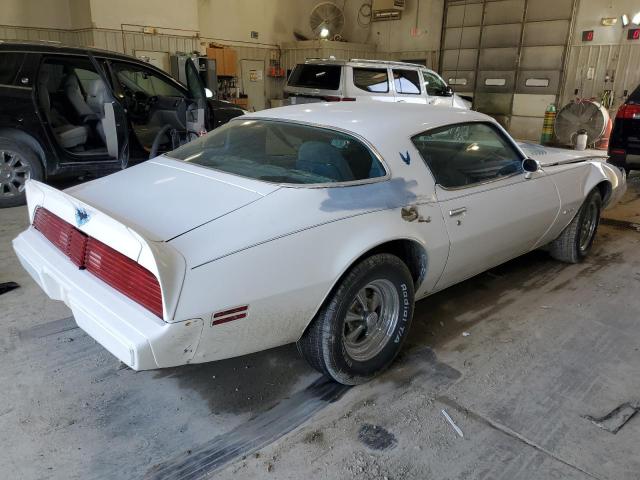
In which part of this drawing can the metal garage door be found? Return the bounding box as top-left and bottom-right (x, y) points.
(441, 0), (576, 140)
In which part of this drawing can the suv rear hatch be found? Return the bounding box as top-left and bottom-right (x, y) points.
(284, 63), (344, 104)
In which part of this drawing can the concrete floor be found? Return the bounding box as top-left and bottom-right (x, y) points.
(1, 172), (639, 480)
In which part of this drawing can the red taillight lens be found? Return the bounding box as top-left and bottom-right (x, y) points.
(85, 237), (163, 318)
(610, 149), (626, 155)
(617, 104), (640, 119)
(32, 207), (163, 318)
(33, 207), (76, 254)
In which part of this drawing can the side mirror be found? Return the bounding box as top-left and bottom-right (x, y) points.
(441, 86), (454, 97)
(204, 87), (214, 99)
(522, 158), (540, 179)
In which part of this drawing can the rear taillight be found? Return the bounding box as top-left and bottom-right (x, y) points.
(616, 104), (640, 119)
(85, 237), (163, 318)
(610, 149), (626, 155)
(33, 207), (163, 318)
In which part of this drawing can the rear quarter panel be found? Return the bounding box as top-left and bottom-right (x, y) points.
(178, 204), (448, 364)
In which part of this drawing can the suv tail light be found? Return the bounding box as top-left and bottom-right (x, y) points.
(33, 207), (163, 318)
(616, 104), (640, 119)
(323, 96), (356, 102)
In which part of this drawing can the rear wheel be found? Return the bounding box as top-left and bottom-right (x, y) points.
(297, 253), (415, 385)
(549, 189), (601, 263)
(0, 139), (43, 208)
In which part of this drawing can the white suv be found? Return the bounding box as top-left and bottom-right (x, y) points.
(284, 59), (471, 109)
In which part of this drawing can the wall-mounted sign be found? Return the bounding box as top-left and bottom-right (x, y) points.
(582, 30), (594, 41)
(628, 28), (640, 40)
(249, 70), (263, 82)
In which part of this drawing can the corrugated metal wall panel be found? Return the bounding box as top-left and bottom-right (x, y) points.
(562, 44), (640, 113)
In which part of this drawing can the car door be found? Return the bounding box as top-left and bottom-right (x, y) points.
(184, 57), (207, 135)
(35, 54), (125, 163)
(422, 70), (453, 107)
(391, 68), (426, 104)
(411, 122), (560, 290)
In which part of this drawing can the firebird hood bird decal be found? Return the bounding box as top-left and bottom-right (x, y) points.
(75, 207), (91, 227)
(400, 151), (411, 165)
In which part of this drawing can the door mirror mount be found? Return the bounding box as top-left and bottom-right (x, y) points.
(522, 158), (541, 179)
(441, 86), (454, 97)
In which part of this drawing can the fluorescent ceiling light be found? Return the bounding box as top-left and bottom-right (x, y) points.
(622, 14), (630, 26)
(320, 27), (330, 38)
(632, 12), (640, 25)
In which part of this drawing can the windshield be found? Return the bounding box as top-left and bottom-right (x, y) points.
(168, 119), (386, 185)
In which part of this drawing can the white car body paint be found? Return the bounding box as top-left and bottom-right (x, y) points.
(13, 103), (626, 370)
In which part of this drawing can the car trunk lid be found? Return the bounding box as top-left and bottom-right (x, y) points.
(63, 157), (279, 242)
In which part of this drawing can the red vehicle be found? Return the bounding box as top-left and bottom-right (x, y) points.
(608, 84), (640, 174)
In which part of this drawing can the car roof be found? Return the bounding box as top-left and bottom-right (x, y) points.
(301, 58), (435, 71)
(244, 102), (492, 140)
(0, 40), (140, 62)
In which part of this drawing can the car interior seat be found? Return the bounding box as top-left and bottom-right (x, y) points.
(86, 79), (119, 158)
(297, 141), (355, 182)
(63, 74), (95, 120)
(37, 69), (89, 149)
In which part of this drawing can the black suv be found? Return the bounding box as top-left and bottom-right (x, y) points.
(0, 41), (245, 207)
(608, 83), (640, 174)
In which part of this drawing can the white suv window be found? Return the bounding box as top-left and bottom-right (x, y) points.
(352, 68), (389, 93)
(392, 69), (421, 95)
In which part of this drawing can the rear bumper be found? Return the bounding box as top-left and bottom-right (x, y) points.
(609, 153), (640, 169)
(13, 228), (203, 370)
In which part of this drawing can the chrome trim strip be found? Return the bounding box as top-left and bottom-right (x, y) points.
(0, 83), (31, 90)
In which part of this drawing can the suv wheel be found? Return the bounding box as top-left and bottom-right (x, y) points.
(0, 139), (43, 208)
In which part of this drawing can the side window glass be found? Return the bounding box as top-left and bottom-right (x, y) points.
(0, 53), (25, 85)
(411, 123), (524, 188)
(352, 68), (389, 93)
(113, 63), (183, 97)
(422, 71), (447, 96)
(74, 67), (101, 91)
(393, 69), (421, 95)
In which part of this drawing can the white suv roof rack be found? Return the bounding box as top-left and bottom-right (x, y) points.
(301, 58), (427, 69)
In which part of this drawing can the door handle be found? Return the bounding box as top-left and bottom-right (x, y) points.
(449, 207), (467, 217)
(397, 100), (406, 103)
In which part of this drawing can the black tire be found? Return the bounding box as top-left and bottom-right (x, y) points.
(0, 138), (43, 208)
(549, 189), (602, 263)
(297, 253), (415, 385)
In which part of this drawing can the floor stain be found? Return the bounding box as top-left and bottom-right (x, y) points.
(358, 424), (397, 450)
(144, 376), (350, 480)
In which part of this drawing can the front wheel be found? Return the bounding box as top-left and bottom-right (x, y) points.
(297, 253), (415, 385)
(549, 189), (602, 263)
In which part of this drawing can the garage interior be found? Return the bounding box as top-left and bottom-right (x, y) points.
(1, 0), (640, 479)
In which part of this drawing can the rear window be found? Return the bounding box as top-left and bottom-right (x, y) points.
(0, 53), (25, 85)
(353, 68), (389, 93)
(288, 64), (341, 90)
(169, 119), (386, 185)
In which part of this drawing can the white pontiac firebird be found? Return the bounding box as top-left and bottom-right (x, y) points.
(13, 103), (626, 385)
